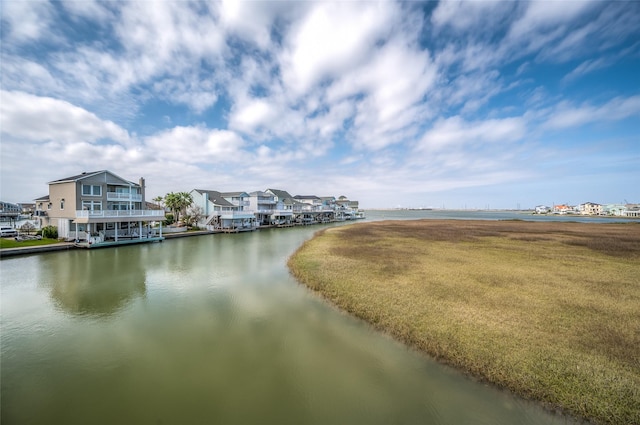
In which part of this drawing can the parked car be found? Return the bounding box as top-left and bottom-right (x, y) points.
(0, 226), (18, 237)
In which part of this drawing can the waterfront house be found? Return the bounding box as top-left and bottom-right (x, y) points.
(579, 202), (602, 215)
(320, 196), (337, 210)
(0, 201), (21, 223)
(18, 203), (36, 216)
(294, 195), (336, 223)
(293, 195), (323, 209)
(553, 204), (574, 214)
(41, 170), (165, 244)
(624, 204), (640, 218)
(335, 196), (362, 220)
(535, 205), (551, 214)
(602, 204), (626, 216)
(190, 189), (256, 231)
(264, 189), (299, 226)
(247, 191), (278, 226)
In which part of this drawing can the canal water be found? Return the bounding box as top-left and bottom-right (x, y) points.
(1, 211), (586, 425)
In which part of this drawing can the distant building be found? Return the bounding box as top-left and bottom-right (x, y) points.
(0, 201), (21, 220)
(553, 204), (574, 214)
(624, 204), (640, 218)
(535, 205), (551, 214)
(578, 202), (602, 215)
(602, 204), (626, 216)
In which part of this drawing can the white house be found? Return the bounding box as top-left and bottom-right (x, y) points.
(190, 189), (256, 231)
(535, 205), (551, 214)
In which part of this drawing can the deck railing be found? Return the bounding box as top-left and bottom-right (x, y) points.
(106, 192), (142, 201)
(76, 210), (165, 219)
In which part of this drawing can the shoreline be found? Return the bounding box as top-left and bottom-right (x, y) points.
(0, 229), (216, 258)
(288, 219), (640, 425)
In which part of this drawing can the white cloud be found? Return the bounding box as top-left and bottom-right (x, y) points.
(229, 98), (278, 132)
(279, 1), (398, 94)
(508, 1), (596, 41)
(218, 0), (297, 50)
(563, 57), (610, 83)
(431, 1), (515, 33)
(0, 90), (130, 144)
(416, 116), (526, 152)
(144, 126), (245, 164)
(324, 36), (436, 150)
(60, 0), (114, 23)
(0, 0), (54, 43)
(0, 56), (64, 95)
(545, 96), (640, 129)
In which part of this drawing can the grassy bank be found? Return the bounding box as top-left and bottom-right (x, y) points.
(0, 237), (61, 249)
(288, 220), (640, 425)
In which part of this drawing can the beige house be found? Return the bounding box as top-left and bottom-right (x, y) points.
(40, 170), (165, 244)
(579, 202), (602, 215)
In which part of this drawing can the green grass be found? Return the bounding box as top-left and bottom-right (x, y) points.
(0, 237), (62, 249)
(288, 220), (640, 425)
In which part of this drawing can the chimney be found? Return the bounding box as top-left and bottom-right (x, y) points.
(139, 177), (146, 204)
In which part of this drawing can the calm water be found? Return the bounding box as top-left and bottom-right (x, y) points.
(1, 211), (585, 425)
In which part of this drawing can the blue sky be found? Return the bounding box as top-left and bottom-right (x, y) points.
(1, 0), (639, 209)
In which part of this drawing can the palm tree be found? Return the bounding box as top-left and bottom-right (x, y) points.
(164, 192), (193, 225)
(153, 196), (164, 208)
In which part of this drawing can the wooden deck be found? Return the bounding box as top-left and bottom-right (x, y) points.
(74, 236), (164, 249)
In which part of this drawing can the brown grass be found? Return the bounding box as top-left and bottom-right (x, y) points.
(288, 220), (640, 425)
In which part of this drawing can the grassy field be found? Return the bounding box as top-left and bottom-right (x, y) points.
(288, 220), (640, 425)
(0, 237), (61, 249)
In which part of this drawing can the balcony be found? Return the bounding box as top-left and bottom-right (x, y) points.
(76, 210), (165, 222)
(107, 192), (142, 202)
(220, 212), (256, 220)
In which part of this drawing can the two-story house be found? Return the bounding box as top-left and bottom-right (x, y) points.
(265, 189), (302, 226)
(579, 202), (602, 215)
(247, 191), (277, 226)
(41, 170), (165, 245)
(190, 189), (256, 231)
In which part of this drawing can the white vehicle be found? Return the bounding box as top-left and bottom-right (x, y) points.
(0, 226), (18, 237)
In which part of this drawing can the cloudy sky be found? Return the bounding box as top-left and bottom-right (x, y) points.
(1, 1), (639, 209)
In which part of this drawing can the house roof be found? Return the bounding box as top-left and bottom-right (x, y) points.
(35, 195), (50, 201)
(193, 189), (235, 207)
(221, 191), (248, 198)
(266, 189), (294, 200)
(294, 195), (321, 200)
(48, 170), (138, 186)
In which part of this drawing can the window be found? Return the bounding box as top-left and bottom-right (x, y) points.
(82, 184), (102, 196)
(82, 201), (102, 211)
(60, 200), (65, 210)
(110, 202), (131, 210)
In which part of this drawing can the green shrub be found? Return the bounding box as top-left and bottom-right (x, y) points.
(164, 213), (175, 226)
(41, 225), (58, 239)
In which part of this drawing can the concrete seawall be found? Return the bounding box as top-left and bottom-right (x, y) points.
(0, 230), (221, 258)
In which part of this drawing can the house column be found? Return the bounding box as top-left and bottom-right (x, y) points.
(115, 223), (119, 242)
(139, 221), (142, 240)
(159, 221), (163, 238)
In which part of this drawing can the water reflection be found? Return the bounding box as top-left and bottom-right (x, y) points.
(42, 247), (147, 316)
